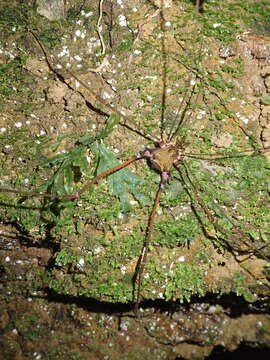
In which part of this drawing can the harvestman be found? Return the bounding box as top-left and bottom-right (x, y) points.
(1, 30), (270, 316)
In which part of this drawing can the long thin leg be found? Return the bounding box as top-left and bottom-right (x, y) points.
(134, 177), (163, 316)
(0, 156), (139, 200)
(173, 162), (252, 253)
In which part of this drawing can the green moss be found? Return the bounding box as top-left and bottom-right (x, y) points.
(0, 0), (269, 305)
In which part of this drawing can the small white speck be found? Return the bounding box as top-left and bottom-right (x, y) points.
(85, 11), (93, 17)
(144, 273), (150, 279)
(28, 297), (32, 302)
(165, 21), (171, 27)
(62, 123), (68, 128)
(94, 247), (101, 254)
(75, 80), (80, 88)
(129, 200), (137, 205)
(14, 122), (22, 128)
(75, 29), (82, 37)
(56, 64), (62, 69)
(190, 79), (196, 86)
(26, 120), (31, 125)
(113, 148), (120, 154)
(39, 130), (46, 135)
(24, 178), (29, 184)
(134, 49), (141, 55)
(118, 14), (128, 27)
(133, 8), (138, 12)
(177, 256), (185, 262)
(120, 265), (127, 274)
(78, 258), (85, 266)
(5, 145), (11, 149)
(0, 127), (6, 132)
(166, 88), (172, 94)
(5, 256), (11, 262)
(213, 23), (221, 28)
(74, 55), (82, 61)
(102, 91), (111, 100)
(12, 328), (18, 334)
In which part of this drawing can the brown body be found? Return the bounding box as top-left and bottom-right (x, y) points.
(150, 144), (179, 173)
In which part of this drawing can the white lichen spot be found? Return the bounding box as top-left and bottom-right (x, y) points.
(75, 29), (82, 37)
(134, 49), (141, 55)
(120, 265), (127, 274)
(120, 320), (129, 331)
(190, 79), (196, 86)
(129, 200), (137, 206)
(118, 14), (128, 27)
(5, 256), (11, 262)
(78, 258), (85, 267)
(133, 7), (138, 12)
(177, 256), (185, 262)
(85, 11), (93, 17)
(62, 123), (68, 128)
(94, 247), (101, 254)
(102, 91), (112, 100)
(56, 64), (62, 69)
(144, 273), (150, 279)
(165, 21), (171, 27)
(213, 23), (221, 28)
(74, 55), (82, 62)
(14, 122), (22, 128)
(0, 127), (6, 132)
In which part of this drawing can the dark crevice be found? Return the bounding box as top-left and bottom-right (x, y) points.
(38, 289), (270, 318)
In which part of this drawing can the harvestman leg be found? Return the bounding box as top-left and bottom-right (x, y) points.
(0, 156), (140, 200)
(133, 171), (170, 315)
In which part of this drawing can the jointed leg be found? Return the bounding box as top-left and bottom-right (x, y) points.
(0, 156), (140, 200)
(134, 173), (168, 316)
